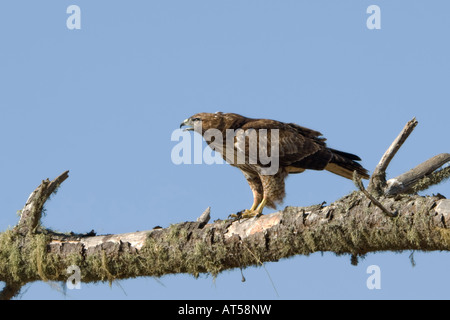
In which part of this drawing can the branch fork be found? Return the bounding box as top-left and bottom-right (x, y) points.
(367, 118), (449, 198)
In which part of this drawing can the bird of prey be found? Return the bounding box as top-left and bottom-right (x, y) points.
(180, 112), (369, 218)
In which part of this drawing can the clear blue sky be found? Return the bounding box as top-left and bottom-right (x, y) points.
(0, 0), (449, 299)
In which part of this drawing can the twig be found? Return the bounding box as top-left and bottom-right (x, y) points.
(0, 282), (22, 301)
(354, 171), (398, 217)
(368, 118), (418, 195)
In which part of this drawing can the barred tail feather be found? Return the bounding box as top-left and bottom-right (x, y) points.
(325, 151), (370, 180)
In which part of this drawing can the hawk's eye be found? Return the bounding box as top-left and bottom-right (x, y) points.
(192, 117), (201, 122)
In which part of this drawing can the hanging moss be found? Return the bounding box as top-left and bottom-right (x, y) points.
(1, 193), (449, 294)
(0, 229), (52, 284)
(409, 167), (450, 194)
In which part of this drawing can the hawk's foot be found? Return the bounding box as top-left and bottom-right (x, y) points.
(240, 209), (262, 219)
(229, 198), (267, 220)
(228, 209), (262, 220)
(228, 212), (242, 219)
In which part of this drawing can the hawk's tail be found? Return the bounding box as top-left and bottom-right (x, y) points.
(325, 148), (370, 180)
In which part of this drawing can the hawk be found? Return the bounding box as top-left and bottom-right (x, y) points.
(180, 112), (369, 218)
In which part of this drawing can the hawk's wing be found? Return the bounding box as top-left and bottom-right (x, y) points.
(238, 119), (332, 170)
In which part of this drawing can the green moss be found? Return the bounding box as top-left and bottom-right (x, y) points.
(409, 167), (450, 194)
(1, 194), (448, 288)
(0, 229), (53, 284)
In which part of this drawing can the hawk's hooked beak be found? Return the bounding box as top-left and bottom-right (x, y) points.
(179, 118), (194, 131)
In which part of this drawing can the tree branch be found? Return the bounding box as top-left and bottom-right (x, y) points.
(16, 171), (69, 235)
(1, 188), (450, 298)
(386, 153), (450, 196)
(368, 118), (418, 195)
(0, 282), (23, 301)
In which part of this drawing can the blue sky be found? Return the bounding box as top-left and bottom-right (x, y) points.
(0, 0), (449, 299)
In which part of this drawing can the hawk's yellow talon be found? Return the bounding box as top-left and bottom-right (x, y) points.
(240, 209), (258, 219)
(237, 198), (267, 219)
(228, 213), (241, 219)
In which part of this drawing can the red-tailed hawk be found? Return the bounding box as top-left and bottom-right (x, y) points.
(180, 112), (369, 218)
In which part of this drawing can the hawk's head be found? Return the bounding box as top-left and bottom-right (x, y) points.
(180, 112), (226, 135)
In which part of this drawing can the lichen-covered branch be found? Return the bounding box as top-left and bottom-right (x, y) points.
(1, 190), (450, 300)
(386, 154), (450, 195)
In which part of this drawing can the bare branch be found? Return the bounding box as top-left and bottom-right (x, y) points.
(386, 153), (450, 195)
(196, 207), (211, 228)
(16, 171), (69, 234)
(368, 118), (418, 194)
